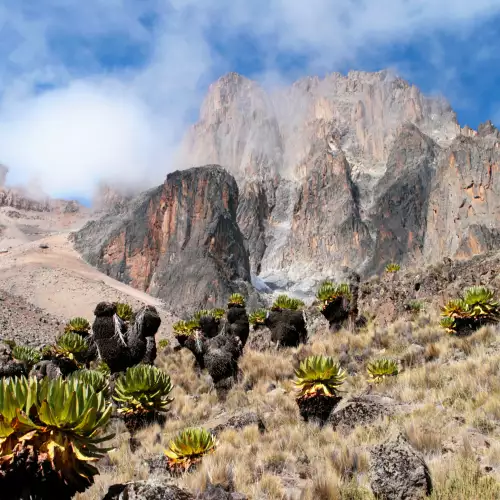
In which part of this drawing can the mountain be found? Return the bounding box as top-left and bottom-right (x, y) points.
(72, 70), (500, 303)
(174, 70), (500, 290)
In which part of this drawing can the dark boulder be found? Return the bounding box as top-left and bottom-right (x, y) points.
(29, 358), (77, 380)
(0, 360), (27, 379)
(297, 395), (342, 425)
(102, 480), (247, 500)
(102, 480), (194, 500)
(209, 411), (265, 436)
(369, 433), (432, 499)
(199, 484), (248, 500)
(328, 393), (405, 432)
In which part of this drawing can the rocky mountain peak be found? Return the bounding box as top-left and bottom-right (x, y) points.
(173, 70), (464, 288)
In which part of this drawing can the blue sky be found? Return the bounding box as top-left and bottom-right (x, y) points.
(0, 0), (500, 199)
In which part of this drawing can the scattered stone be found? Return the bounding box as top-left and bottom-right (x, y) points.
(102, 480), (247, 500)
(197, 484), (247, 500)
(102, 480), (194, 500)
(328, 393), (406, 431)
(0, 359), (27, 379)
(369, 433), (432, 499)
(208, 411), (266, 436)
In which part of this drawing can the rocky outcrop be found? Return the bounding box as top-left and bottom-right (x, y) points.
(102, 480), (194, 500)
(328, 393), (409, 432)
(369, 434), (432, 499)
(0, 187), (51, 212)
(102, 480), (247, 500)
(72, 166), (251, 315)
(0, 165), (83, 213)
(208, 411), (266, 436)
(359, 249), (500, 325)
(74, 70), (500, 295)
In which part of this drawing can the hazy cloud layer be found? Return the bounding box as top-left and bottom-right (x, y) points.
(0, 0), (499, 198)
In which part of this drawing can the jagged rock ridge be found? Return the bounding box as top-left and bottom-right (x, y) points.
(0, 165), (82, 213)
(71, 166), (252, 316)
(174, 71), (500, 288)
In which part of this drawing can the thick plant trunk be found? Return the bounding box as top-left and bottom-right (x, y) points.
(296, 395), (342, 425)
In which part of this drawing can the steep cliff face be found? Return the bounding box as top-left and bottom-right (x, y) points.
(72, 166), (251, 315)
(175, 70), (460, 284)
(368, 123), (438, 273)
(424, 124), (500, 262)
(282, 152), (372, 279)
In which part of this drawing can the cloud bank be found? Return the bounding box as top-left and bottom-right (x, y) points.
(0, 0), (499, 198)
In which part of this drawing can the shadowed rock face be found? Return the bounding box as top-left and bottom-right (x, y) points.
(282, 151), (373, 277)
(72, 166), (251, 315)
(424, 128), (500, 262)
(368, 123), (438, 273)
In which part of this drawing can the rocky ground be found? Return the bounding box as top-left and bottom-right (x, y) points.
(77, 306), (500, 500)
(0, 288), (63, 346)
(0, 207), (177, 345)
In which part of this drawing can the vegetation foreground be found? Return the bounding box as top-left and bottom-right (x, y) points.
(1, 284), (500, 499)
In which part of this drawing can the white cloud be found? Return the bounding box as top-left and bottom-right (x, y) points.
(0, 0), (499, 198)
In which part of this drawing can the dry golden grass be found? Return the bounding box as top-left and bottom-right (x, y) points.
(79, 313), (500, 500)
